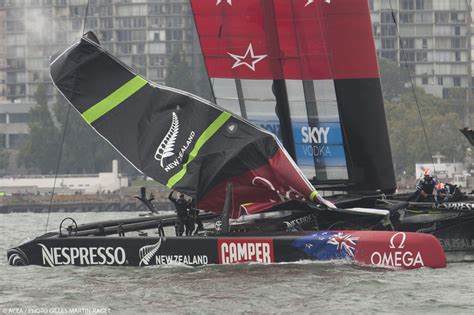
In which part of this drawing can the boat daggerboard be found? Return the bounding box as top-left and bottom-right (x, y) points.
(50, 34), (321, 218)
(190, 0), (396, 193)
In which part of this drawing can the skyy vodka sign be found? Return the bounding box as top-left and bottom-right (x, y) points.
(252, 118), (347, 168)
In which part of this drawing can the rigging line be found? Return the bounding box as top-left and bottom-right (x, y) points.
(388, 0), (437, 172)
(191, 1), (222, 103)
(82, 0), (91, 36)
(45, 0), (90, 233)
(209, 9), (227, 103)
(44, 106), (71, 233)
(231, 184), (235, 219)
(189, 1), (217, 103)
(210, 20), (224, 99)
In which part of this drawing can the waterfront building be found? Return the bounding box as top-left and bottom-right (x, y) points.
(370, 0), (472, 100)
(0, 0), (200, 152)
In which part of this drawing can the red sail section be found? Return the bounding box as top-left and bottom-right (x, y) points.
(198, 148), (315, 218)
(191, 0), (379, 80)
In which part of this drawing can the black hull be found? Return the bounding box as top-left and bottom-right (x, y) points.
(432, 217), (474, 262)
(6, 230), (448, 268)
(7, 235), (305, 267)
(7, 195), (474, 268)
(8, 232), (473, 268)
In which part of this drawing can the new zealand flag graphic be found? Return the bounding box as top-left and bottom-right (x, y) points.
(292, 231), (359, 260)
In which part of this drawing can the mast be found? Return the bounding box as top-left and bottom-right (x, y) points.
(261, 0), (296, 160)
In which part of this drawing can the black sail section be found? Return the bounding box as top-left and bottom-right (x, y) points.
(50, 40), (134, 114)
(334, 79), (395, 193)
(50, 35), (320, 216)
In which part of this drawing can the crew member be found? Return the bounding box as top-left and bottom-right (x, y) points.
(411, 169), (438, 202)
(443, 182), (463, 202)
(188, 198), (204, 235)
(168, 190), (191, 236)
(435, 182), (450, 207)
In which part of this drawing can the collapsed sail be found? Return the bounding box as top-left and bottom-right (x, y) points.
(190, 0), (396, 193)
(50, 34), (321, 217)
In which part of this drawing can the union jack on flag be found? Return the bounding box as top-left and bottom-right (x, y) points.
(292, 231), (360, 260)
(327, 233), (359, 258)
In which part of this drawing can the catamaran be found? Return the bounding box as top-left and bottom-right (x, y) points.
(6, 0), (474, 269)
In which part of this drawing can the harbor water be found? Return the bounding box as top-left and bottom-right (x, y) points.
(1, 212), (474, 314)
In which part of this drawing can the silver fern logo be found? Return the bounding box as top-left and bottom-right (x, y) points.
(139, 238), (162, 267)
(155, 112), (179, 168)
(155, 111), (196, 172)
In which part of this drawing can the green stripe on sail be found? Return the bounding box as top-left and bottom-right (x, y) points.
(82, 76), (147, 124)
(167, 111), (232, 188)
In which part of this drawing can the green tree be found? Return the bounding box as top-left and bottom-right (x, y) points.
(379, 58), (408, 101)
(16, 81), (139, 176)
(443, 87), (471, 127)
(0, 149), (9, 173)
(53, 99), (138, 175)
(15, 78), (154, 177)
(386, 89), (468, 176)
(17, 84), (60, 173)
(165, 49), (194, 93)
(192, 56), (213, 100)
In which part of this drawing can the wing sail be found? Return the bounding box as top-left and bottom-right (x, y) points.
(50, 35), (322, 217)
(191, 0), (396, 193)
